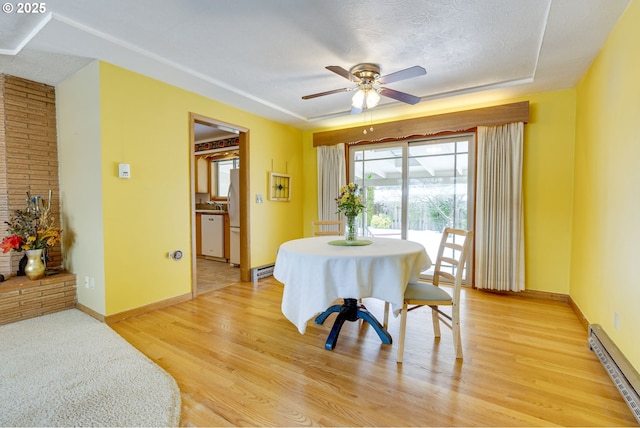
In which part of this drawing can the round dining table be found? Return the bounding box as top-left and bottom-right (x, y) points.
(274, 236), (431, 350)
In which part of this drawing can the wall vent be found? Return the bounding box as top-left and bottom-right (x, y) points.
(251, 264), (274, 282)
(589, 324), (640, 423)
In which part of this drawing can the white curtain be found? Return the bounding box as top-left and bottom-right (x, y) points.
(317, 143), (346, 221)
(475, 123), (525, 291)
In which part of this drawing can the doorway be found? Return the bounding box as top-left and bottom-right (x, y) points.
(190, 113), (251, 296)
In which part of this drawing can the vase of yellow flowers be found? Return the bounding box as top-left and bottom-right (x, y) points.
(1, 191), (62, 280)
(336, 183), (365, 244)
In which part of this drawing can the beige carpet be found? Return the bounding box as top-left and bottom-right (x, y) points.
(0, 309), (181, 427)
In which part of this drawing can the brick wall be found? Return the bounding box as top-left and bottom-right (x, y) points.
(0, 272), (76, 325)
(0, 75), (61, 278)
(0, 75), (8, 275)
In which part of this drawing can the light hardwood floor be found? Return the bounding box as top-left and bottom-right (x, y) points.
(111, 278), (637, 427)
(196, 257), (240, 294)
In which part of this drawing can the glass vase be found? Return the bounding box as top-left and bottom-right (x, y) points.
(345, 216), (357, 243)
(25, 249), (46, 280)
(17, 253), (28, 276)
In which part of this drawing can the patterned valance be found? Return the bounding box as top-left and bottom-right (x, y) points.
(195, 137), (239, 153)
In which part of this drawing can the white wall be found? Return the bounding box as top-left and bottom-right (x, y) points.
(56, 61), (106, 314)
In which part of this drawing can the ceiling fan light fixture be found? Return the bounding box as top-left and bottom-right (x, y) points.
(351, 89), (366, 109)
(366, 89), (381, 109)
(303, 63), (426, 114)
(352, 88), (380, 110)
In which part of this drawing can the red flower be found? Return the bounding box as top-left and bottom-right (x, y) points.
(0, 235), (23, 253)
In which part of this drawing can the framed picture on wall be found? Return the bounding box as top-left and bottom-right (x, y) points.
(269, 172), (291, 201)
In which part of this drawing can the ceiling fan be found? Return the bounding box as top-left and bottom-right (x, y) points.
(302, 63), (426, 114)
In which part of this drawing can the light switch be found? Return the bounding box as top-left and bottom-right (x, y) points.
(256, 194), (264, 203)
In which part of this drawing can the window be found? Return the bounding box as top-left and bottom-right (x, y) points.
(216, 158), (239, 198)
(349, 134), (475, 280)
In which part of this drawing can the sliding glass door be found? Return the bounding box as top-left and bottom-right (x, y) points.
(350, 134), (474, 279)
(351, 143), (405, 238)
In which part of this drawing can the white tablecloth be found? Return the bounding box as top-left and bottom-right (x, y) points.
(274, 236), (431, 333)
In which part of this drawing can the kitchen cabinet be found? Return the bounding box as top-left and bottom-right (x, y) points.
(201, 214), (224, 258)
(195, 157), (211, 195)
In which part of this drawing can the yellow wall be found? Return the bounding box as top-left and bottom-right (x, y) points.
(59, 62), (302, 315)
(571, 1), (640, 370)
(99, 62), (192, 314)
(302, 90), (577, 295)
(523, 90), (576, 294)
(248, 123), (304, 267)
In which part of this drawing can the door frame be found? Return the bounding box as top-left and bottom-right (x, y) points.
(189, 113), (252, 297)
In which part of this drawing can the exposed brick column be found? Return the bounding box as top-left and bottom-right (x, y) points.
(0, 74), (8, 275)
(0, 75), (61, 278)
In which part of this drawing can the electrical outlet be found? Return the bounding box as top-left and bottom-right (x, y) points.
(84, 276), (90, 288)
(89, 277), (95, 289)
(614, 312), (620, 330)
(168, 250), (183, 260)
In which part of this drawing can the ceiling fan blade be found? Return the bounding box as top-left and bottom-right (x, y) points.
(302, 87), (352, 100)
(380, 87), (422, 105)
(378, 65), (426, 84)
(326, 65), (359, 82)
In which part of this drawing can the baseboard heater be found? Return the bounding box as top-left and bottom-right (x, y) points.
(251, 264), (274, 282)
(589, 324), (640, 423)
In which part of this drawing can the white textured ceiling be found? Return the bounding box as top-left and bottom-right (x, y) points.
(0, 0), (630, 130)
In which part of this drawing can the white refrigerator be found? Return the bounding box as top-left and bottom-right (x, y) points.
(227, 169), (240, 266)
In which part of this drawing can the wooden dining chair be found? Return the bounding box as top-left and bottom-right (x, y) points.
(390, 228), (473, 363)
(311, 220), (344, 237)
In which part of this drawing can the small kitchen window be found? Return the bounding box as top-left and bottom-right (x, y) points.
(216, 158), (240, 198)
